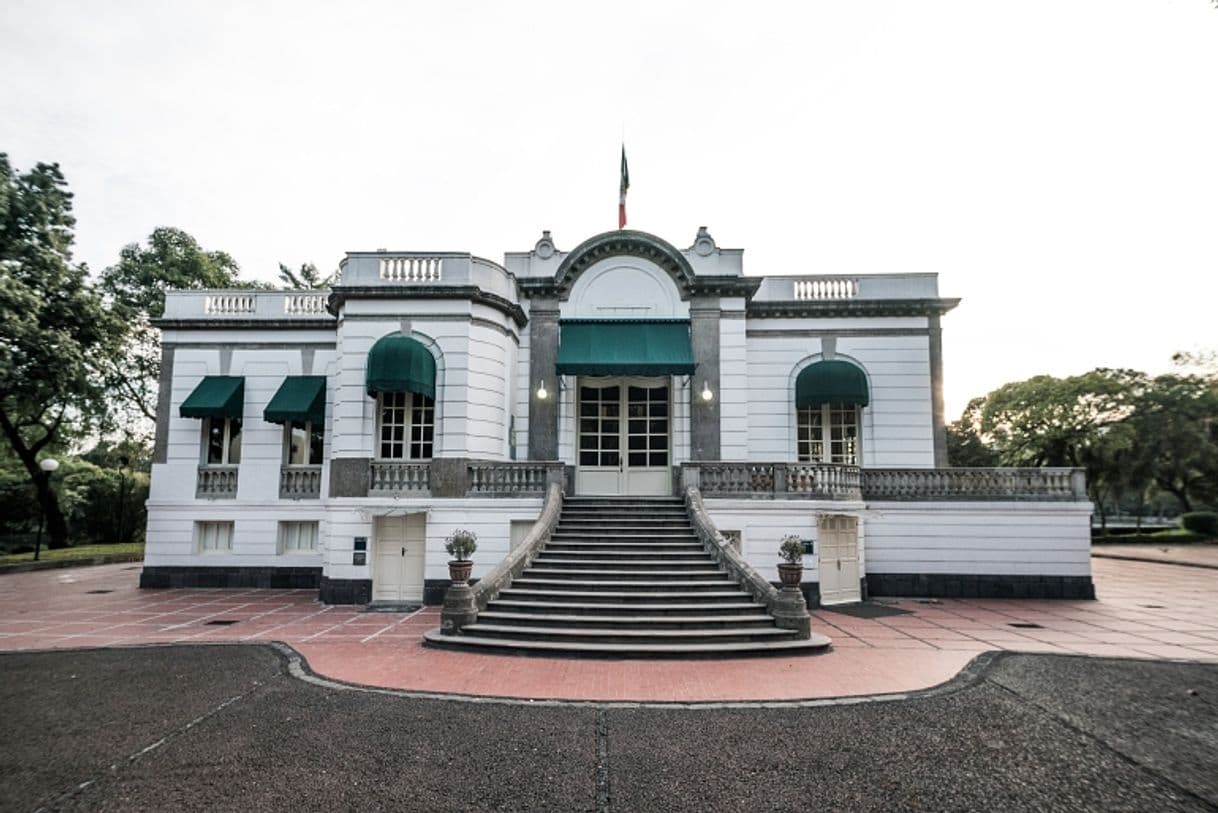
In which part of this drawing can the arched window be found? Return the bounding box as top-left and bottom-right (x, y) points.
(366, 335), (437, 460)
(795, 360), (869, 465)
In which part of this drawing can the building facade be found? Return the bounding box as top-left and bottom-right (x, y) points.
(141, 228), (1095, 606)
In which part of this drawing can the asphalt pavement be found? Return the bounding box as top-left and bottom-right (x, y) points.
(1, 644), (1215, 812)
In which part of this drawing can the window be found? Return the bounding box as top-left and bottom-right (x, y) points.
(797, 404), (859, 464)
(203, 417), (242, 464)
(196, 521), (234, 552)
(279, 521), (319, 553)
(284, 420), (324, 465)
(378, 392), (434, 459)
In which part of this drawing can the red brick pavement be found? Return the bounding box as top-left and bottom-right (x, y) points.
(0, 558), (1214, 702)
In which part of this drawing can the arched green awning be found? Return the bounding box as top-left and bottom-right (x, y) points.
(795, 360), (869, 407)
(365, 335), (436, 399)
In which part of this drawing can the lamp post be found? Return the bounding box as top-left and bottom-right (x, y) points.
(33, 458), (60, 562)
(116, 455), (130, 545)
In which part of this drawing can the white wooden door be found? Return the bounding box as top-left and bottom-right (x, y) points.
(818, 514), (861, 605)
(372, 514), (425, 603)
(576, 378), (670, 496)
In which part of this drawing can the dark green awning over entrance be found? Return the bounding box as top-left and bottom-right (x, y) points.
(556, 320), (696, 376)
(263, 376), (326, 426)
(179, 376), (245, 419)
(366, 335), (436, 399)
(795, 360), (870, 407)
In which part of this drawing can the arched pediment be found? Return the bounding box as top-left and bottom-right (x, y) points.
(551, 230), (696, 299)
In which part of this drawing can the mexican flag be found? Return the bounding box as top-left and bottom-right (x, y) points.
(618, 145), (629, 229)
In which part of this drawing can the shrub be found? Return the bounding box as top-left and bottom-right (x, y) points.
(778, 534), (804, 564)
(444, 529), (478, 561)
(1181, 512), (1218, 537)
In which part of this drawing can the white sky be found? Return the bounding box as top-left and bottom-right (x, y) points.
(2, 0), (1215, 418)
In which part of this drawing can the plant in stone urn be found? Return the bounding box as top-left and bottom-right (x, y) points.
(445, 529), (478, 586)
(777, 534), (805, 589)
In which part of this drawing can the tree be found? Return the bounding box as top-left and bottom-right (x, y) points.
(0, 155), (124, 548)
(945, 397), (1000, 467)
(99, 227), (262, 436)
(278, 261), (335, 289)
(1128, 374), (1218, 512)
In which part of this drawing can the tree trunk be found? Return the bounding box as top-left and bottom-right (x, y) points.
(37, 476), (70, 549)
(0, 410), (70, 549)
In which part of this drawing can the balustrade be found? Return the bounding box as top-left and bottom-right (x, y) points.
(861, 467), (1085, 501)
(379, 256), (443, 282)
(279, 465), (321, 499)
(793, 277), (858, 301)
(283, 293), (329, 315)
(467, 462), (561, 496)
(369, 461), (431, 494)
(196, 465), (238, 498)
(685, 462), (862, 501)
(203, 294), (256, 314)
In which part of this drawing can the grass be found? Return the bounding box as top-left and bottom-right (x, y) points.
(1092, 528), (1213, 546)
(0, 542), (144, 565)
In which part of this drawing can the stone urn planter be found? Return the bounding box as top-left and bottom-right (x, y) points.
(445, 529), (478, 586)
(778, 534), (805, 590)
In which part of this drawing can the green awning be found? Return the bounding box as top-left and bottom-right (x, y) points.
(795, 360), (870, 407)
(556, 320), (696, 376)
(263, 376), (326, 426)
(366, 334), (436, 398)
(179, 376), (245, 419)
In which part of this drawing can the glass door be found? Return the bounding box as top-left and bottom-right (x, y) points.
(577, 378), (670, 496)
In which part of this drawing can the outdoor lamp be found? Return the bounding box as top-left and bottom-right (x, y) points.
(40, 458), (60, 473)
(536, 381), (548, 400)
(701, 381), (714, 402)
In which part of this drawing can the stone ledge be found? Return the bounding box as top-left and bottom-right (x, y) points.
(139, 566), (321, 590)
(866, 573), (1096, 600)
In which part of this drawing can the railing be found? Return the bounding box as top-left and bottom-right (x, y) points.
(793, 277), (858, 301)
(861, 467), (1087, 501)
(442, 481), (565, 635)
(685, 487), (810, 638)
(467, 462), (565, 496)
(280, 465), (322, 499)
(283, 293), (329, 315)
(369, 462), (431, 494)
(196, 465), (238, 499)
(379, 255), (443, 282)
(203, 294), (256, 314)
(683, 462), (863, 501)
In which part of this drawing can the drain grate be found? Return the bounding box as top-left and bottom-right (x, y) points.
(1140, 604), (1165, 609)
(204, 619), (241, 626)
(86, 589), (114, 595)
(1009, 622), (1044, 629)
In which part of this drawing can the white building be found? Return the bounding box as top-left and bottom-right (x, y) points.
(142, 228), (1094, 608)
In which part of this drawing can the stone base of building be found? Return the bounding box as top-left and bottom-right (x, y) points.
(139, 566), (322, 590)
(318, 577), (372, 605)
(866, 573), (1095, 600)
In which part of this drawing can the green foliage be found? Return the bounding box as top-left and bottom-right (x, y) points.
(1091, 529), (1206, 545)
(98, 227), (266, 433)
(0, 154), (126, 548)
(1181, 512), (1218, 537)
(778, 534), (804, 564)
(0, 542), (144, 565)
(444, 529), (478, 561)
(278, 262), (335, 289)
(946, 397), (1000, 467)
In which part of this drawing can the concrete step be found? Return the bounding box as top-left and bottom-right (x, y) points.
(498, 588), (753, 603)
(549, 531), (696, 541)
(511, 575), (735, 587)
(457, 623), (800, 646)
(423, 630), (833, 658)
(530, 559), (716, 570)
(545, 540), (704, 550)
(487, 599), (769, 616)
(535, 552), (709, 563)
(521, 569), (728, 582)
(478, 611), (777, 630)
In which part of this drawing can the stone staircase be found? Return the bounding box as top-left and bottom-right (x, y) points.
(428, 496), (830, 657)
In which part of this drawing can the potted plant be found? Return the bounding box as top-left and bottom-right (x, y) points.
(445, 529), (478, 586)
(777, 534), (805, 589)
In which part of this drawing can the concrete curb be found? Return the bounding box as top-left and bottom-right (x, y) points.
(1091, 552), (1218, 571)
(0, 553), (144, 575)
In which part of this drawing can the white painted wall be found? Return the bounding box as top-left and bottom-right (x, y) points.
(743, 322), (935, 467)
(864, 502), (1093, 577)
(560, 257), (689, 319)
(718, 304), (749, 460)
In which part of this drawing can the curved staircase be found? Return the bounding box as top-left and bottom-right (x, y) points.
(425, 496), (831, 657)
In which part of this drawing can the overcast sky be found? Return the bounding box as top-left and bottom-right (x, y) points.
(2, 0), (1215, 417)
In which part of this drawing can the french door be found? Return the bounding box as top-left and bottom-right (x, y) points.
(577, 378), (671, 496)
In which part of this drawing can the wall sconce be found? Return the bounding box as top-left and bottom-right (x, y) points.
(701, 381), (714, 402)
(536, 381), (549, 400)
